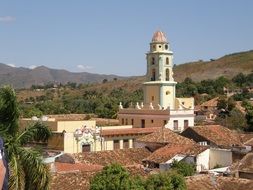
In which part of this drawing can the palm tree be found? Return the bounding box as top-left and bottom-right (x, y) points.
(0, 86), (52, 190)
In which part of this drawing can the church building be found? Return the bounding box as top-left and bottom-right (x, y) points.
(118, 31), (195, 132)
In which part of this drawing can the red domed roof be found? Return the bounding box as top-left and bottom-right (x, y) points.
(152, 31), (167, 43)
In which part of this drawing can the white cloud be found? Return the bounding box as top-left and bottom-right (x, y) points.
(77, 64), (93, 71)
(7, 64), (16, 67)
(0, 16), (16, 23)
(29, 65), (37, 69)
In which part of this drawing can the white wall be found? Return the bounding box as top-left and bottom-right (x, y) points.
(101, 125), (132, 130)
(196, 149), (210, 172)
(196, 148), (232, 172)
(166, 115), (194, 132)
(209, 148), (232, 169)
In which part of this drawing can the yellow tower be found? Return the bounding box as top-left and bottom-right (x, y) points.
(143, 31), (177, 109)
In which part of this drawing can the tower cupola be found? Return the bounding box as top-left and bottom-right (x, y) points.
(152, 31), (167, 43)
(143, 30), (177, 109)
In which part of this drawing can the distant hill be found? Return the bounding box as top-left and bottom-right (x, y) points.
(0, 64), (124, 89)
(1, 50), (253, 89)
(173, 50), (253, 82)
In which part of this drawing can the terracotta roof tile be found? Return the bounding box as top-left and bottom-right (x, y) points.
(144, 144), (208, 164)
(101, 127), (158, 137)
(230, 152), (253, 173)
(239, 133), (253, 144)
(55, 162), (102, 173)
(73, 148), (151, 166)
(51, 166), (149, 190)
(186, 174), (253, 190)
(186, 125), (243, 147)
(51, 171), (95, 190)
(244, 138), (253, 146)
(137, 128), (195, 145)
(200, 97), (218, 107)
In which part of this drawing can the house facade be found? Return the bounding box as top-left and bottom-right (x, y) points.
(21, 116), (157, 154)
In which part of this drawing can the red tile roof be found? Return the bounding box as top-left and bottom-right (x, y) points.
(101, 127), (158, 137)
(144, 144), (208, 164)
(51, 171), (94, 190)
(186, 174), (253, 190)
(183, 125), (243, 147)
(230, 152), (253, 173)
(200, 97), (218, 108)
(51, 166), (148, 190)
(54, 162), (103, 173)
(239, 133), (253, 144)
(73, 148), (151, 166)
(244, 138), (253, 146)
(137, 128), (195, 145)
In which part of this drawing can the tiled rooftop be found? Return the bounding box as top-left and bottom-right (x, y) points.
(144, 144), (208, 164)
(186, 174), (253, 190)
(230, 152), (253, 173)
(51, 171), (96, 190)
(51, 165), (148, 190)
(183, 125), (243, 147)
(101, 127), (158, 137)
(54, 162), (102, 173)
(73, 148), (151, 166)
(136, 128), (195, 145)
(238, 133), (253, 144)
(244, 138), (253, 146)
(51, 171), (253, 190)
(200, 97), (218, 108)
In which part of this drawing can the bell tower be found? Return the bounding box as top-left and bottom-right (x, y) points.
(143, 31), (177, 109)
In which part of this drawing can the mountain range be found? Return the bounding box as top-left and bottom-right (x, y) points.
(1, 50), (253, 89)
(0, 64), (123, 89)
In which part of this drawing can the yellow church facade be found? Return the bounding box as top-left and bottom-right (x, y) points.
(118, 31), (195, 132)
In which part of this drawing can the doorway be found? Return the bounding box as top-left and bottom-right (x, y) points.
(141, 119), (145, 128)
(82, 144), (91, 152)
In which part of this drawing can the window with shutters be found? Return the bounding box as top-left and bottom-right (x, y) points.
(173, 120), (178, 131)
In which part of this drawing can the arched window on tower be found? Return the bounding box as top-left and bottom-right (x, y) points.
(152, 57), (155, 65)
(151, 69), (156, 81)
(166, 69), (170, 81)
(166, 57), (169, 65)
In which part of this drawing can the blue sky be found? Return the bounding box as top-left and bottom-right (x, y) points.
(0, 1), (253, 76)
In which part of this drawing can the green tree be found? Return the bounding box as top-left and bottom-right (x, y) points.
(0, 86), (52, 190)
(232, 73), (247, 87)
(129, 175), (146, 190)
(214, 76), (230, 94)
(170, 160), (195, 177)
(90, 163), (131, 190)
(222, 108), (247, 130)
(246, 109), (253, 131)
(169, 171), (187, 190)
(241, 100), (253, 131)
(90, 163), (187, 190)
(145, 172), (173, 190)
(145, 170), (186, 190)
(21, 106), (43, 118)
(217, 97), (235, 118)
